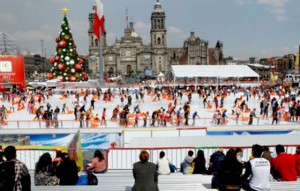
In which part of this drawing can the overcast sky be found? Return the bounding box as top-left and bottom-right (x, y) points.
(0, 0), (299, 59)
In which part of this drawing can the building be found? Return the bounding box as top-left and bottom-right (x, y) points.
(88, 0), (223, 78)
(178, 31), (208, 65)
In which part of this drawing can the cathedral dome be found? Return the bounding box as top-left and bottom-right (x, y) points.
(154, 0), (164, 13)
(131, 31), (139, 38)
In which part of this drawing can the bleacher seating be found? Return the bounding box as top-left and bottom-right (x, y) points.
(31, 170), (216, 191)
(30, 170), (300, 191)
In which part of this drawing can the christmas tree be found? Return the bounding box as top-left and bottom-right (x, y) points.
(48, 8), (88, 82)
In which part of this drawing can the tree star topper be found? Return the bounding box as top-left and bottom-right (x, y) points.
(62, 7), (69, 15)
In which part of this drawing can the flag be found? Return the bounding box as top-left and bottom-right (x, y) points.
(94, 0), (105, 40)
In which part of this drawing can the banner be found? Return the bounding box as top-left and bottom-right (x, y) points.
(0, 56), (25, 91)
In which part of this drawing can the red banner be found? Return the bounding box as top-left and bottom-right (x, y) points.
(0, 56), (25, 91)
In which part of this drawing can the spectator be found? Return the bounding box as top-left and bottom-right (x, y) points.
(35, 152), (59, 186)
(294, 146), (300, 177)
(262, 146), (273, 163)
(209, 148), (225, 189)
(86, 150), (107, 173)
(3, 145), (31, 190)
(52, 150), (62, 172)
(235, 148), (244, 165)
(180, 150), (194, 173)
(192, 150), (207, 174)
(271, 144), (297, 181)
(55, 153), (79, 185)
(242, 144), (270, 191)
(157, 151), (171, 175)
(0, 151), (4, 163)
(132, 151), (158, 191)
(218, 149), (243, 191)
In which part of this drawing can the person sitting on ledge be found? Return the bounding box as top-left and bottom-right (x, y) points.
(86, 150), (107, 174)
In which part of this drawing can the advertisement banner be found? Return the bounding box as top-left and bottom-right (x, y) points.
(0, 56), (25, 91)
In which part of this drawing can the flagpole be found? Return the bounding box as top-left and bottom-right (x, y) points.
(99, 27), (104, 85)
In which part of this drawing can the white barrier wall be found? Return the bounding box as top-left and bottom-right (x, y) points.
(6, 145), (298, 171)
(108, 146), (298, 170)
(123, 128), (207, 147)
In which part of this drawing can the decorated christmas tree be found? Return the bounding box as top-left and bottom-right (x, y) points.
(48, 8), (88, 82)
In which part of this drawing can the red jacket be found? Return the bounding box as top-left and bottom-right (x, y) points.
(294, 153), (300, 176)
(271, 153), (297, 181)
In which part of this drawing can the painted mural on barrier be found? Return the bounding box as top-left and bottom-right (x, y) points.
(18, 134), (120, 149)
(207, 130), (300, 136)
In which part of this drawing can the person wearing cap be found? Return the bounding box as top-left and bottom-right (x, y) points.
(294, 146), (300, 177)
(248, 108), (256, 125)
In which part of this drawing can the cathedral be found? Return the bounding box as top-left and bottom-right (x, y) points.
(88, 0), (224, 78)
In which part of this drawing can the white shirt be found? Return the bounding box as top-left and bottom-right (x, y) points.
(157, 157), (170, 175)
(249, 157), (270, 191)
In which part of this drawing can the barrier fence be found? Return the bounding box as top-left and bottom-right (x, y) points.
(0, 115), (298, 129)
(2, 145), (299, 171)
(107, 145), (299, 170)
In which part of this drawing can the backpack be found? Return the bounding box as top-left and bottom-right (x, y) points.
(87, 173), (98, 185)
(0, 161), (16, 191)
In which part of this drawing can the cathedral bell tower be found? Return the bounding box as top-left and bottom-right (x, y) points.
(151, 0), (167, 47)
(150, 0), (168, 74)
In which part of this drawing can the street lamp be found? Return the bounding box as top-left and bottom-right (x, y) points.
(41, 40), (44, 81)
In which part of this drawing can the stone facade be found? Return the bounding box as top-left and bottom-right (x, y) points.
(88, 1), (222, 78)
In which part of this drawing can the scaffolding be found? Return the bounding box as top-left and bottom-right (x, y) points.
(0, 32), (21, 55)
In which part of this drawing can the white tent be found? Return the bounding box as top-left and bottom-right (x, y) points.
(171, 65), (260, 86)
(172, 65), (259, 78)
(157, 72), (165, 82)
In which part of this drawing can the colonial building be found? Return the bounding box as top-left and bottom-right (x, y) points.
(88, 0), (223, 78)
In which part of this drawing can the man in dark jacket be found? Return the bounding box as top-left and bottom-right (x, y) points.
(209, 148), (225, 189)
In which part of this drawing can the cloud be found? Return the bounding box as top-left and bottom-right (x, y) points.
(257, 0), (289, 7)
(52, 0), (70, 3)
(235, 0), (252, 5)
(257, 0), (289, 22)
(168, 26), (189, 46)
(0, 12), (16, 22)
(13, 30), (52, 41)
(68, 20), (88, 39)
(106, 32), (117, 44)
(134, 21), (151, 44)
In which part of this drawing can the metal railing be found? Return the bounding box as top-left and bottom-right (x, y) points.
(107, 145), (299, 170)
(0, 115), (299, 129)
(5, 145), (299, 171)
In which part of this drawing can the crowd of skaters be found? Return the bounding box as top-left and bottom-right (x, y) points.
(2, 84), (300, 128)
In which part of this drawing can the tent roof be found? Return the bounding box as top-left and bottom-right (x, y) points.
(157, 72), (165, 77)
(171, 65), (259, 78)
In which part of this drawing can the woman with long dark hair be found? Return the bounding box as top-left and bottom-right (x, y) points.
(86, 149), (106, 173)
(218, 149), (243, 190)
(192, 150), (207, 174)
(35, 152), (59, 186)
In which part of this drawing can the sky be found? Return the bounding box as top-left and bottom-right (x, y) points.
(0, 0), (300, 60)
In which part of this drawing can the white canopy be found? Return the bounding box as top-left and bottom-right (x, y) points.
(157, 72), (165, 77)
(172, 65), (259, 79)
